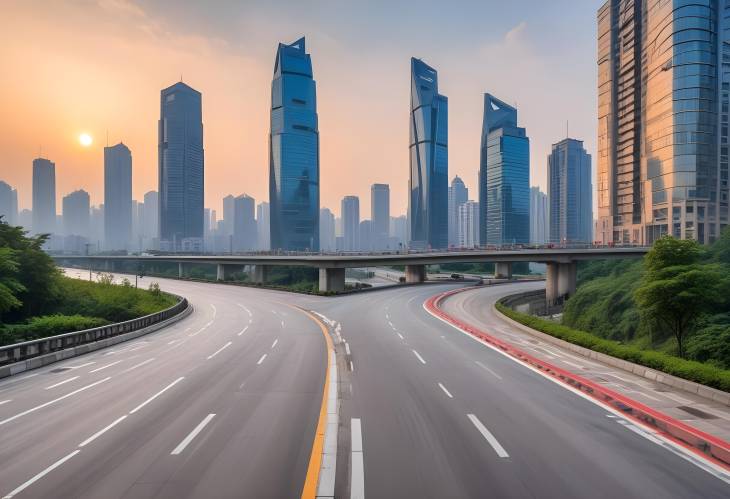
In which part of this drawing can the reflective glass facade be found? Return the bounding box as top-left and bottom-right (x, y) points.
(104, 142), (132, 250)
(269, 37), (320, 251)
(479, 94), (529, 245)
(548, 139), (593, 244)
(409, 58), (448, 249)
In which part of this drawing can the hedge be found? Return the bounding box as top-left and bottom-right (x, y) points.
(0, 314), (109, 346)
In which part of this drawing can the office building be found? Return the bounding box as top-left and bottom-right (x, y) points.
(390, 215), (408, 250)
(530, 186), (548, 244)
(233, 194), (257, 252)
(32, 157), (56, 235)
(0, 181), (18, 225)
(371, 183), (390, 250)
(458, 200), (480, 248)
(409, 57), (448, 249)
(223, 195), (235, 237)
(359, 220), (372, 252)
(141, 191), (159, 250)
(104, 142), (133, 250)
(62, 189), (90, 238)
(548, 138), (593, 244)
(257, 202), (270, 251)
(448, 176), (468, 247)
(159, 81), (204, 252)
(342, 196), (359, 251)
(320, 207), (336, 251)
(479, 94), (530, 245)
(269, 37), (320, 251)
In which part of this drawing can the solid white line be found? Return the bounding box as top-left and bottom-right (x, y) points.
(438, 382), (454, 399)
(238, 326), (249, 336)
(206, 341), (232, 360)
(257, 354), (267, 365)
(345, 343), (351, 356)
(280, 320), (285, 328)
(120, 358), (154, 373)
(351, 418), (364, 499)
(412, 350), (426, 365)
(67, 362), (95, 369)
(78, 415), (127, 447)
(2, 450), (81, 498)
(45, 376), (79, 390)
(467, 414), (509, 458)
(474, 360), (503, 380)
(0, 400), (11, 406)
(171, 413), (216, 455)
(129, 377), (184, 414)
(271, 339), (278, 349)
(0, 377), (111, 426)
(89, 360), (123, 373)
(350, 361), (354, 372)
(397, 333), (404, 340)
(211, 304), (217, 317)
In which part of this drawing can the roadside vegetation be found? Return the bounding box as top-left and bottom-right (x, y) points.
(0, 219), (175, 346)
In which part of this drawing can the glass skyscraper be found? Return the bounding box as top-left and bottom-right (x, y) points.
(479, 94), (529, 246)
(448, 175), (468, 247)
(371, 183), (390, 250)
(32, 157), (56, 235)
(409, 57), (448, 250)
(269, 37), (320, 251)
(158, 81), (204, 252)
(597, 1), (730, 245)
(104, 142), (132, 251)
(548, 138), (593, 244)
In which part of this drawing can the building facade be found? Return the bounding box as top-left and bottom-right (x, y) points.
(0, 181), (18, 226)
(158, 81), (204, 252)
(341, 195), (360, 251)
(319, 207), (336, 251)
(479, 94), (530, 246)
(257, 202), (270, 251)
(62, 189), (90, 239)
(371, 183), (390, 250)
(104, 142), (133, 251)
(448, 175), (468, 247)
(269, 37), (320, 251)
(458, 200), (480, 248)
(529, 186), (548, 244)
(32, 157), (56, 235)
(233, 194), (257, 252)
(548, 138), (593, 244)
(409, 57), (448, 249)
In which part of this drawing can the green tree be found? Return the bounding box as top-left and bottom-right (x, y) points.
(644, 235), (701, 271)
(0, 247), (25, 320)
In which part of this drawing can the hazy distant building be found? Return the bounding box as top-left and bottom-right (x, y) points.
(409, 57), (448, 249)
(159, 81), (204, 252)
(104, 142), (133, 250)
(530, 186), (548, 244)
(371, 184), (390, 250)
(32, 157), (56, 235)
(62, 190), (90, 238)
(458, 200), (480, 248)
(223, 195), (235, 237)
(448, 176), (468, 247)
(257, 202), (270, 251)
(141, 191), (159, 250)
(342, 196), (360, 251)
(390, 215), (408, 249)
(359, 220), (372, 252)
(320, 207), (336, 251)
(0, 181), (18, 226)
(233, 194), (257, 252)
(269, 37), (320, 251)
(548, 138), (593, 244)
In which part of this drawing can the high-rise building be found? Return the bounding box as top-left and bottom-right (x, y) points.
(233, 194), (257, 252)
(458, 200), (480, 248)
(371, 183), (390, 250)
(257, 202), (270, 251)
(319, 207), (336, 251)
(62, 190), (90, 238)
(141, 191), (159, 250)
(530, 186), (548, 245)
(222, 195), (235, 237)
(104, 142), (133, 250)
(390, 215), (408, 250)
(479, 94), (529, 246)
(597, 1), (730, 244)
(548, 138), (593, 244)
(359, 220), (372, 252)
(342, 196), (360, 251)
(32, 158), (56, 235)
(448, 176), (468, 247)
(0, 181), (18, 225)
(159, 81), (204, 252)
(409, 57), (448, 249)
(269, 37), (320, 251)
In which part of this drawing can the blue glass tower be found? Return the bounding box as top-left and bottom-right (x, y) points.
(548, 138), (593, 244)
(409, 57), (448, 250)
(479, 94), (529, 246)
(269, 37), (320, 251)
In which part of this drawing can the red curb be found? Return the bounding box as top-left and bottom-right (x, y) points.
(425, 287), (730, 470)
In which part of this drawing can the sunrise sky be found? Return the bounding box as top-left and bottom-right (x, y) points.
(0, 0), (602, 218)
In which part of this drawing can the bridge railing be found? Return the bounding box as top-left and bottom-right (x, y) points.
(0, 295), (188, 367)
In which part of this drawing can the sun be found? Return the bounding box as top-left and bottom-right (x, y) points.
(79, 133), (93, 147)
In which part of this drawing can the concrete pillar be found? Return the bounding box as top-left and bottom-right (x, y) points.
(545, 262), (559, 305)
(405, 264), (426, 283)
(319, 267), (345, 293)
(178, 262), (184, 278)
(216, 264), (234, 281)
(251, 265), (270, 284)
(494, 262), (512, 279)
(557, 261), (577, 299)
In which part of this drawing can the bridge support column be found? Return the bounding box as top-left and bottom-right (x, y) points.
(251, 265), (269, 285)
(494, 262), (512, 279)
(216, 264), (235, 281)
(178, 262), (184, 278)
(319, 267), (345, 293)
(405, 264), (426, 283)
(546, 261), (576, 305)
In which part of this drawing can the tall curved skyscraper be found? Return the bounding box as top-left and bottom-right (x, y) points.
(269, 37), (320, 251)
(409, 57), (448, 250)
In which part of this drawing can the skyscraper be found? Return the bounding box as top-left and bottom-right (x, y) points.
(158, 81), (204, 252)
(529, 186), (548, 245)
(319, 207), (336, 251)
(269, 37), (320, 251)
(32, 157), (56, 235)
(141, 190), (159, 250)
(548, 138), (593, 244)
(222, 195), (235, 237)
(409, 57), (448, 249)
(479, 94), (529, 246)
(104, 142), (133, 250)
(597, 1), (730, 244)
(233, 194), (257, 252)
(359, 220), (372, 251)
(448, 176), (468, 247)
(257, 202), (270, 251)
(342, 196), (360, 251)
(371, 183), (390, 250)
(458, 200), (480, 248)
(62, 189), (90, 238)
(0, 181), (18, 225)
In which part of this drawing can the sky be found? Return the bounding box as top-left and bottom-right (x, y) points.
(0, 0), (604, 219)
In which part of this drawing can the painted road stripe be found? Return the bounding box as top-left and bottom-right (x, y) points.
(171, 414), (216, 455)
(412, 350), (426, 365)
(280, 320), (285, 328)
(0, 400), (11, 406)
(474, 360), (503, 380)
(0, 377), (111, 426)
(350, 361), (354, 372)
(345, 343), (351, 356)
(237, 303), (252, 317)
(271, 339), (278, 349)
(129, 377), (184, 414)
(78, 415), (127, 447)
(45, 376), (80, 390)
(238, 326), (249, 336)
(120, 358), (154, 374)
(1, 450), (81, 499)
(351, 418), (365, 499)
(89, 360), (123, 373)
(257, 354), (267, 365)
(438, 382), (454, 399)
(206, 341), (232, 360)
(467, 414), (509, 458)
(67, 362), (95, 369)
(397, 333), (404, 340)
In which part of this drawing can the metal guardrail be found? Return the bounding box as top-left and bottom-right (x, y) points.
(0, 295), (188, 367)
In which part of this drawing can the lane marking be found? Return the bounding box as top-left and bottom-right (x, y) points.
(171, 414), (216, 455)
(281, 320), (285, 328)
(257, 354), (268, 365)
(412, 350), (427, 365)
(78, 415), (127, 447)
(345, 343), (351, 356)
(89, 360), (123, 373)
(474, 360), (503, 380)
(67, 362), (95, 370)
(129, 377), (184, 414)
(120, 358), (154, 374)
(467, 414), (509, 458)
(438, 382), (454, 399)
(0, 400), (11, 406)
(271, 339), (278, 349)
(238, 326), (249, 336)
(237, 303), (252, 317)
(207, 341), (232, 360)
(45, 376), (80, 390)
(127, 344), (148, 352)
(350, 361), (354, 372)
(350, 418), (365, 499)
(397, 333), (404, 341)
(1, 450), (81, 499)
(0, 377), (111, 427)
(561, 360), (586, 370)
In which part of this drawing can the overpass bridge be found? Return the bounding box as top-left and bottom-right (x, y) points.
(54, 247), (649, 303)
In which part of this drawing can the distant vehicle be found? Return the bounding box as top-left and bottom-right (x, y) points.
(450, 273), (463, 280)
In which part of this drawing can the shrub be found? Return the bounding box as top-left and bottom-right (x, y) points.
(0, 315), (108, 346)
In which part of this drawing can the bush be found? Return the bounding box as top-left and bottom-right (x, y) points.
(0, 315), (108, 346)
(686, 325), (730, 369)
